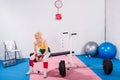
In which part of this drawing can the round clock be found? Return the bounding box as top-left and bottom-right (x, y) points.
(54, 0), (63, 9)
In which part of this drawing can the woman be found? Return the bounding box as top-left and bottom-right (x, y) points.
(26, 32), (50, 78)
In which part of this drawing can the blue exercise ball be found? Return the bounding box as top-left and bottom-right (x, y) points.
(98, 42), (117, 59)
(84, 41), (98, 57)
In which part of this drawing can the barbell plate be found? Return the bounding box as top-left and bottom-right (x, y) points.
(59, 60), (66, 77)
(103, 58), (113, 75)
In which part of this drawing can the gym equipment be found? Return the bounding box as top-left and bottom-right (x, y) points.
(89, 58), (113, 75)
(103, 58), (113, 75)
(50, 51), (74, 57)
(2, 40), (22, 67)
(50, 51), (113, 76)
(49, 32), (77, 77)
(50, 51), (73, 77)
(62, 32), (77, 70)
(80, 56), (113, 75)
(98, 42), (117, 59)
(86, 57), (113, 75)
(59, 60), (66, 77)
(84, 41), (98, 57)
(83, 41), (114, 75)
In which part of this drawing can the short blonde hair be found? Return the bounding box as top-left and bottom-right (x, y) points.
(34, 32), (42, 38)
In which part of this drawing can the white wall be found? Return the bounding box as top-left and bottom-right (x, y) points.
(0, 0), (105, 60)
(106, 0), (120, 59)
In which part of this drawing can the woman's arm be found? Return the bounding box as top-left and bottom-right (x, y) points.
(34, 42), (39, 61)
(44, 40), (49, 55)
(34, 42), (38, 54)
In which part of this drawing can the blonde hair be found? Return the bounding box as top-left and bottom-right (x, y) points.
(34, 32), (42, 38)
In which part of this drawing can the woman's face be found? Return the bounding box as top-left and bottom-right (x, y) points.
(35, 34), (42, 41)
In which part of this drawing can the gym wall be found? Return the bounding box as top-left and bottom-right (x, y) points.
(106, 0), (120, 59)
(0, 0), (105, 60)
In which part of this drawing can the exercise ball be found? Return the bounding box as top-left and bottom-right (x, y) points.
(84, 41), (98, 57)
(98, 42), (116, 59)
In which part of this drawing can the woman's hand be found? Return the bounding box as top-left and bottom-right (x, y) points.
(38, 57), (42, 62)
(34, 53), (39, 61)
(38, 54), (44, 62)
(41, 54), (44, 58)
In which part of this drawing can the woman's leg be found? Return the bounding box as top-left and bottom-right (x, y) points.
(26, 53), (36, 75)
(43, 62), (48, 78)
(42, 53), (50, 78)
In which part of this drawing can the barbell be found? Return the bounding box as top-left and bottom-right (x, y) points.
(50, 51), (113, 77)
